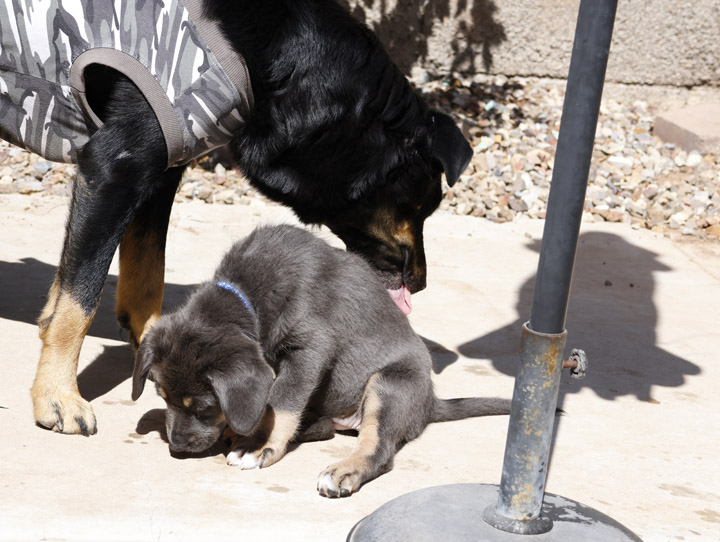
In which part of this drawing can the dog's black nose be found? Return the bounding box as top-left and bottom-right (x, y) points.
(167, 431), (191, 452)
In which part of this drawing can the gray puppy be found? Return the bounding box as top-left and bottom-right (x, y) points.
(132, 225), (510, 497)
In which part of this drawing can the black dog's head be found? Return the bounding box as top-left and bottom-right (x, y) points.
(323, 111), (471, 297)
(235, 105), (471, 303)
(216, 1), (473, 303)
(131, 311), (274, 454)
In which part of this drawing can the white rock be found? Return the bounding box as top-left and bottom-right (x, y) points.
(686, 151), (702, 168)
(674, 152), (687, 167)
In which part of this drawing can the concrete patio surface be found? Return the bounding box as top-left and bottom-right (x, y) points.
(1, 192), (719, 541)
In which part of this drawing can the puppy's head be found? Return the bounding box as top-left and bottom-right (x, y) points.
(131, 313), (274, 454)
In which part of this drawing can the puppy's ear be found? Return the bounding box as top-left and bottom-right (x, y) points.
(132, 339), (155, 401)
(208, 360), (274, 435)
(430, 111), (473, 187)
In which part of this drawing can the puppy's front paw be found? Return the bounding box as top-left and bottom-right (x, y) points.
(226, 448), (245, 467)
(31, 386), (97, 436)
(231, 447), (284, 470)
(317, 462), (364, 498)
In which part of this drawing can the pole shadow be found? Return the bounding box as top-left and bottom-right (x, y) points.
(458, 232), (701, 404)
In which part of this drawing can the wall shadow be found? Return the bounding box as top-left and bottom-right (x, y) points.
(0, 257), (195, 400)
(337, 0), (505, 74)
(458, 232), (701, 404)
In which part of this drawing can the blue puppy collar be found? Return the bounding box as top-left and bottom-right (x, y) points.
(216, 281), (254, 315)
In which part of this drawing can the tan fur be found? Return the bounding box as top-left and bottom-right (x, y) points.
(182, 397), (192, 408)
(37, 278), (61, 337)
(116, 223), (165, 347)
(392, 219), (414, 246)
(236, 409), (301, 469)
(318, 374), (382, 494)
(366, 205), (402, 245)
(265, 410), (301, 450)
(31, 292), (97, 435)
(366, 207), (424, 280)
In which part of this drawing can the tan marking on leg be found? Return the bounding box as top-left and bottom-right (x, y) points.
(264, 410), (301, 453)
(37, 278), (61, 338)
(318, 374), (384, 497)
(116, 223), (165, 348)
(236, 409), (301, 469)
(31, 292), (97, 435)
(183, 397), (192, 408)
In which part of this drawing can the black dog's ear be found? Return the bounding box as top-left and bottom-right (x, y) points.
(430, 111), (473, 187)
(132, 339), (155, 401)
(208, 360), (274, 435)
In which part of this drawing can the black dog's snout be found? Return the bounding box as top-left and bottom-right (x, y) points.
(402, 246), (426, 293)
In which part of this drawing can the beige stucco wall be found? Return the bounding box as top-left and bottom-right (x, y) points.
(341, 0), (720, 86)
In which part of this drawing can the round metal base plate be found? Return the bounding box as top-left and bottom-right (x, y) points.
(347, 484), (642, 541)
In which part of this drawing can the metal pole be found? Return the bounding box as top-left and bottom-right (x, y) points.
(530, 0), (619, 335)
(483, 0), (618, 534)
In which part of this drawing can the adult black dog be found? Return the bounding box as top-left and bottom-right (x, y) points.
(5, 0), (472, 435)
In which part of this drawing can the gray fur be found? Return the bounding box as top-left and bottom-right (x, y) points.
(133, 225), (510, 495)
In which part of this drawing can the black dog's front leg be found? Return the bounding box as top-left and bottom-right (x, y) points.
(32, 101), (171, 435)
(227, 345), (326, 469)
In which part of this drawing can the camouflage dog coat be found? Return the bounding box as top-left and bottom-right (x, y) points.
(0, 0), (253, 167)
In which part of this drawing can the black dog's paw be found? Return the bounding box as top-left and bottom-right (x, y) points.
(32, 389), (97, 436)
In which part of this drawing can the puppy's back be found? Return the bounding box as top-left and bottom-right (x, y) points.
(216, 225), (419, 351)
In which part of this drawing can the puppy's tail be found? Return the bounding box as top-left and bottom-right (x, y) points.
(430, 397), (512, 424)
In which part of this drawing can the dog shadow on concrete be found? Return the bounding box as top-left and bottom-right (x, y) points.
(0, 257), (195, 402)
(458, 231), (701, 406)
(135, 407), (228, 460)
(0, 257), (460, 403)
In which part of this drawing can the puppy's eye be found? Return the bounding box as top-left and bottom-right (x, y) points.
(193, 406), (218, 420)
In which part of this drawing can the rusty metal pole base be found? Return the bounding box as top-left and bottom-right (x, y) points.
(347, 484), (643, 542)
(482, 505), (552, 535)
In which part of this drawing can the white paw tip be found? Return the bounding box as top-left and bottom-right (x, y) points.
(226, 450), (243, 466)
(317, 472), (338, 494)
(240, 452), (261, 470)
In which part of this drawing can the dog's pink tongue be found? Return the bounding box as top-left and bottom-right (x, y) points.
(387, 285), (412, 315)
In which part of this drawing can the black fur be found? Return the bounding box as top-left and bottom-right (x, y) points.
(132, 226), (510, 497)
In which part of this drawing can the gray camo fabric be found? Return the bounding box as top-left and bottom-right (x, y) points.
(0, 0), (250, 167)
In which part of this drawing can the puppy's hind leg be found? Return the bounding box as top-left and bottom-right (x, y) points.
(317, 366), (430, 498)
(295, 415), (336, 443)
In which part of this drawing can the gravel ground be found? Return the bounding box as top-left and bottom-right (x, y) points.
(1, 74), (718, 240)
